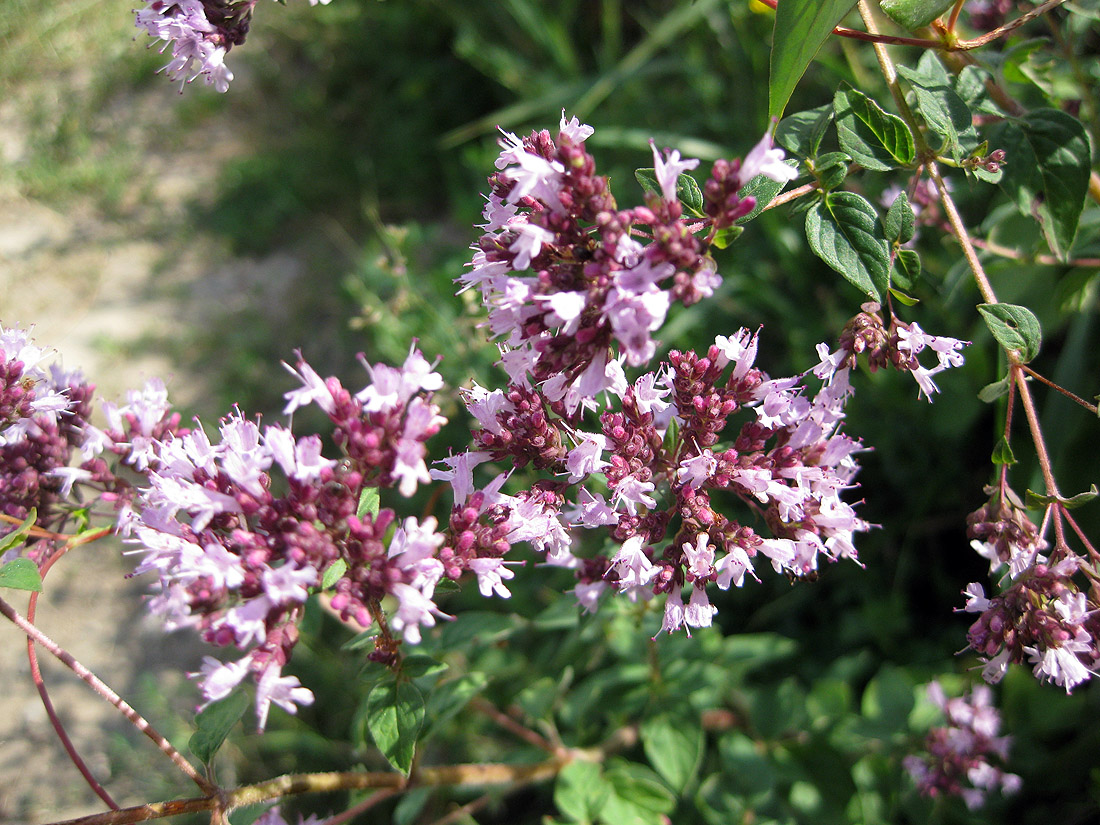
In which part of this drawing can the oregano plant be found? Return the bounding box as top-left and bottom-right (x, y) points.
(3, 0), (1098, 822)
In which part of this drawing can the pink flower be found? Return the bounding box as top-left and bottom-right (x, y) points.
(742, 132), (798, 183)
(649, 140), (700, 202)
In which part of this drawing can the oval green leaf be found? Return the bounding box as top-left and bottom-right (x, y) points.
(0, 557), (43, 592)
(880, 0), (955, 31)
(189, 689), (249, 764)
(805, 191), (890, 300)
(834, 84), (915, 171)
(994, 109), (1091, 260)
(977, 303), (1042, 363)
(365, 679), (425, 775)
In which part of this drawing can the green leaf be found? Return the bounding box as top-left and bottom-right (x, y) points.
(805, 191), (890, 300)
(776, 104), (834, 158)
(341, 626), (378, 652)
(1026, 485), (1099, 510)
(393, 788), (432, 825)
(640, 714), (704, 794)
(0, 509), (36, 554)
(769, 0), (859, 120)
(321, 558), (347, 591)
(357, 487), (380, 520)
(438, 610), (519, 647)
(809, 152), (851, 191)
(880, 0), (955, 30)
(423, 672), (488, 737)
(991, 437), (1017, 466)
(897, 54), (974, 161)
(401, 654), (447, 680)
(0, 557), (42, 592)
(188, 690), (249, 764)
(735, 165), (797, 225)
(994, 109), (1091, 259)
(893, 247), (921, 290)
(888, 287), (919, 306)
(554, 760), (611, 823)
(834, 84), (915, 171)
(884, 191), (915, 244)
(977, 303), (1042, 363)
(860, 665), (915, 733)
(710, 226), (743, 249)
(978, 376), (1011, 403)
(602, 761), (676, 824)
(365, 679), (425, 775)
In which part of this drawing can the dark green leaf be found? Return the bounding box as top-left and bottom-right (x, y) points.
(321, 559), (347, 591)
(977, 303), (1042, 363)
(994, 109), (1091, 259)
(402, 654), (447, 680)
(554, 760), (611, 823)
(438, 611), (519, 647)
(898, 55), (974, 160)
(810, 152), (851, 191)
(735, 165), (797, 225)
(978, 376), (1011, 403)
(893, 247), (921, 290)
(0, 558), (42, 592)
(834, 84), (915, 171)
(880, 0), (955, 29)
(394, 788), (432, 825)
(341, 626), (378, 652)
(357, 487), (380, 520)
(365, 679), (424, 775)
(640, 714), (704, 794)
(188, 690), (249, 764)
(992, 437), (1017, 466)
(884, 191), (915, 244)
(423, 672), (488, 736)
(770, 0), (859, 120)
(1026, 485), (1099, 510)
(678, 173), (705, 218)
(776, 104), (834, 158)
(860, 665), (915, 732)
(0, 509), (36, 554)
(805, 191), (890, 300)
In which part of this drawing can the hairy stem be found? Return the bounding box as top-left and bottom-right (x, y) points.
(0, 594), (216, 795)
(28, 542), (119, 809)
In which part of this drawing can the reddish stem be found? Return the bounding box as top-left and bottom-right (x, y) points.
(28, 541), (119, 809)
(0, 593), (217, 795)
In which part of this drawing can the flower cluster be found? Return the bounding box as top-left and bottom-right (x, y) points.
(134, 0), (332, 93)
(461, 112), (796, 414)
(434, 116), (869, 636)
(904, 681), (1020, 809)
(962, 559), (1099, 692)
(125, 345), (446, 727)
(813, 302), (967, 401)
(0, 324), (95, 546)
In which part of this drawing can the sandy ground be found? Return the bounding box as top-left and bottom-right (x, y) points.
(0, 39), (293, 825)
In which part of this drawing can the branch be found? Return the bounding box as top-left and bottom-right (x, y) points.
(0, 594), (216, 796)
(47, 760), (573, 825)
(28, 543), (119, 809)
(755, 0), (1068, 51)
